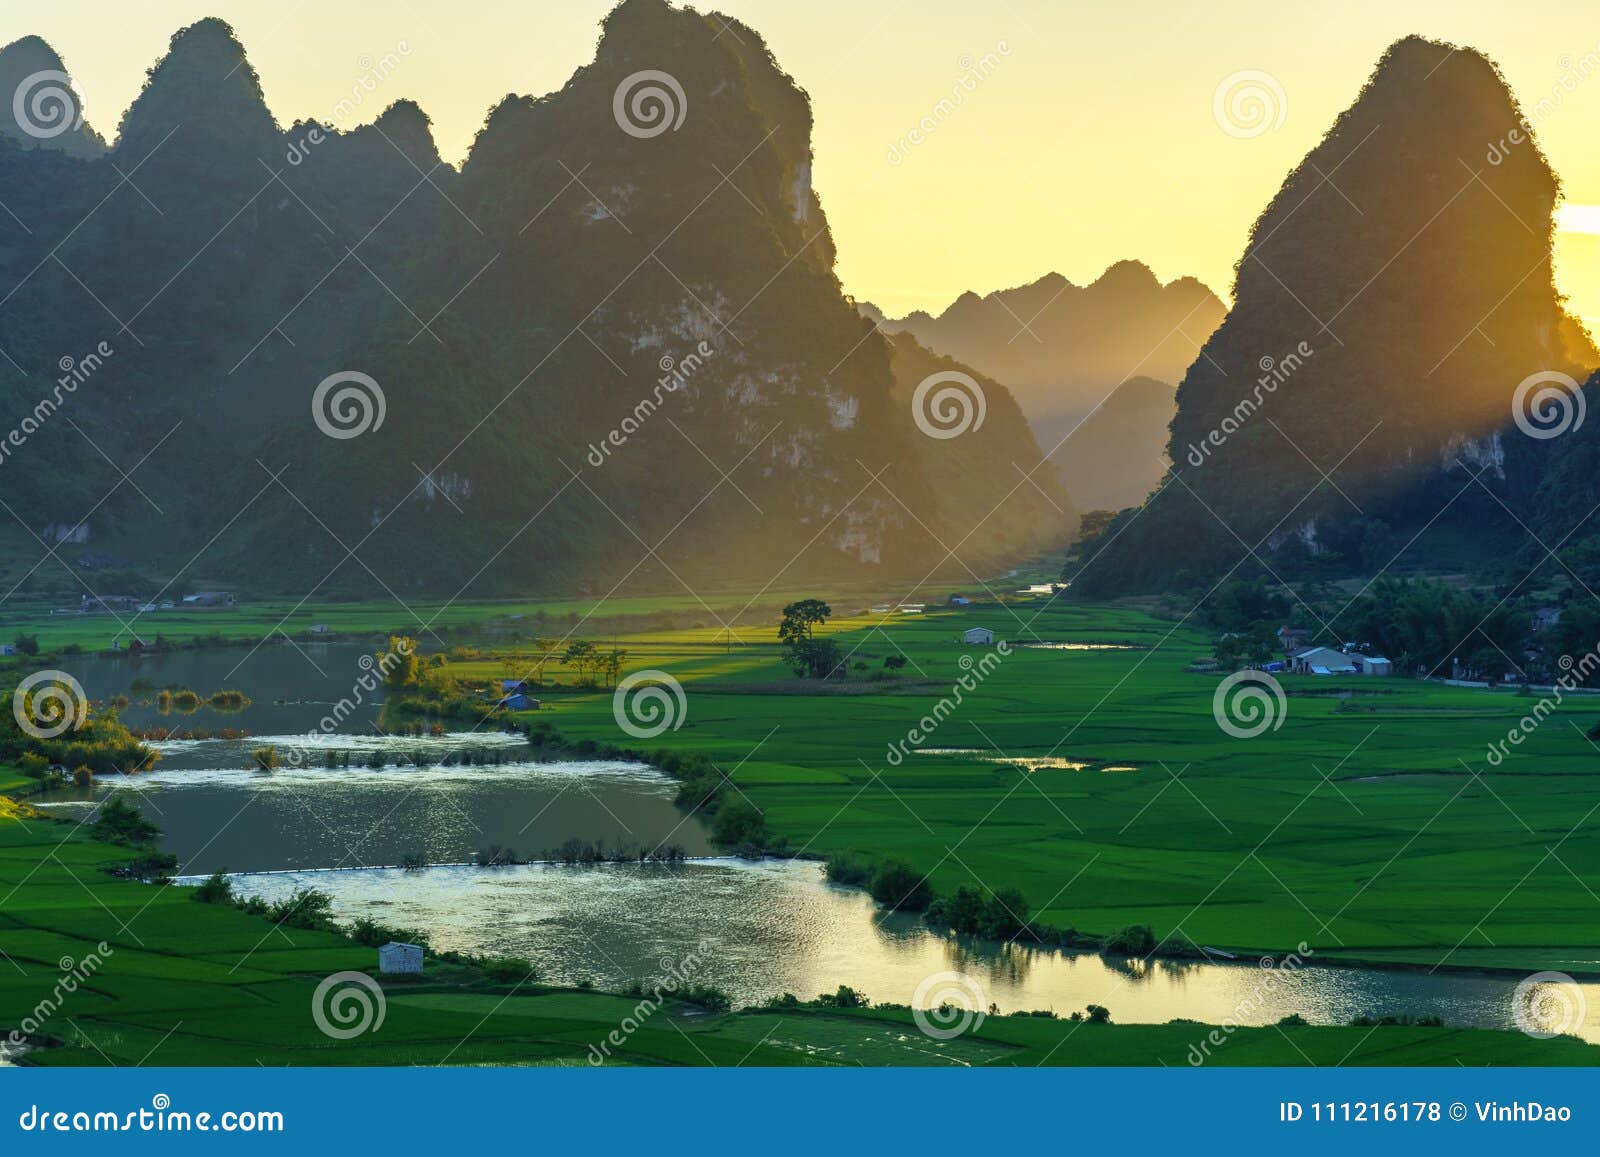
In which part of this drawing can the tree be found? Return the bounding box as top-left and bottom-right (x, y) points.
(90, 798), (160, 847)
(598, 648), (629, 688)
(869, 861), (932, 912)
(563, 640), (599, 685)
(531, 637), (558, 683)
(778, 599), (839, 679)
(194, 870), (234, 904)
(380, 636), (420, 691)
(710, 796), (767, 849)
(12, 634), (39, 657)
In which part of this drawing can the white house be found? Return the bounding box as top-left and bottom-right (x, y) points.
(1291, 646), (1357, 675)
(1353, 655), (1393, 677)
(378, 941), (424, 975)
(963, 627), (996, 645)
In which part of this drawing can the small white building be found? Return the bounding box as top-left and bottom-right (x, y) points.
(378, 941), (424, 975)
(963, 627), (996, 645)
(1291, 646), (1357, 675)
(1354, 655), (1393, 677)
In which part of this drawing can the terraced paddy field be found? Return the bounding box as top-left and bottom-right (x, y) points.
(4, 593), (1599, 1064)
(440, 597), (1600, 976)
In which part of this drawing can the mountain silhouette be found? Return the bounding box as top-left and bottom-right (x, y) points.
(0, 36), (106, 158)
(1055, 377), (1176, 512)
(0, 2), (1070, 598)
(1073, 35), (1598, 595)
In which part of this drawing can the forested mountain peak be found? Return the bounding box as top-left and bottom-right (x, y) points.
(114, 18), (278, 157)
(1071, 34), (1599, 595)
(0, 35), (107, 158)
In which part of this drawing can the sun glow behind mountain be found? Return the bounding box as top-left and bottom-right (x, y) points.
(12, 0), (1600, 326)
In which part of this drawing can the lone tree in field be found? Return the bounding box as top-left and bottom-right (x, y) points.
(778, 599), (840, 679)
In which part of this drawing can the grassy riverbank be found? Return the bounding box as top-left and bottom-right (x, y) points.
(1, 802), (1593, 1066)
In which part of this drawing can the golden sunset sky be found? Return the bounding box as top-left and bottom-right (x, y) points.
(19, 0), (1600, 323)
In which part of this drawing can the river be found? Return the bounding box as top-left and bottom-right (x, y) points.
(30, 643), (1600, 1042)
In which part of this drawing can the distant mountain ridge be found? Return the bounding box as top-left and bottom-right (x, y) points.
(862, 262), (1222, 514)
(0, 1), (1072, 598)
(864, 261), (1223, 441)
